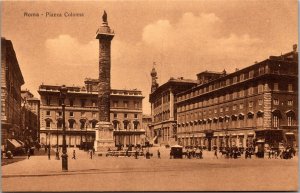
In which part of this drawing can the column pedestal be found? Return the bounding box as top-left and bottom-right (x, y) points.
(94, 121), (114, 152)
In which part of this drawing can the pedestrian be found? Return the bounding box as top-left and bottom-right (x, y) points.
(72, 150), (76, 159)
(92, 147), (95, 155)
(27, 148), (31, 159)
(268, 150), (271, 159)
(157, 149), (161, 159)
(47, 146), (51, 160)
(186, 149), (189, 159)
(126, 148), (129, 157)
(199, 149), (203, 159)
(135, 150), (138, 159)
(214, 149), (218, 159)
(89, 149), (93, 159)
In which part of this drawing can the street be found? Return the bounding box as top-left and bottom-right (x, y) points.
(2, 147), (298, 191)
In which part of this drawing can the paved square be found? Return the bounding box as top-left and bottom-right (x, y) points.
(2, 147), (298, 191)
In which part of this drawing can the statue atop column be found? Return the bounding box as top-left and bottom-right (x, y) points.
(102, 10), (108, 23)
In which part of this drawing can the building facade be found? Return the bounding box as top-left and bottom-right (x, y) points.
(21, 90), (40, 144)
(1, 37), (25, 151)
(176, 46), (298, 150)
(149, 67), (197, 145)
(38, 78), (145, 148)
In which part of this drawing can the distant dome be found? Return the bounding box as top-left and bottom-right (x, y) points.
(151, 67), (157, 77)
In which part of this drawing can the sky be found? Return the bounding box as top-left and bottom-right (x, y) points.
(1, 0), (298, 114)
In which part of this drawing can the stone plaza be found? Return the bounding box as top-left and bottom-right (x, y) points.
(2, 147), (298, 192)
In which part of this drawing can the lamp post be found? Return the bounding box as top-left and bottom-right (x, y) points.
(59, 85), (68, 171)
(55, 122), (60, 160)
(225, 118), (229, 148)
(80, 124), (83, 150)
(85, 119), (88, 151)
(48, 132), (51, 151)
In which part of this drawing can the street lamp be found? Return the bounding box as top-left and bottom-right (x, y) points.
(55, 123), (60, 160)
(85, 119), (88, 151)
(59, 85), (68, 171)
(80, 123), (83, 150)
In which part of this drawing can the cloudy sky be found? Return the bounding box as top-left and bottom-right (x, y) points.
(1, 0), (298, 114)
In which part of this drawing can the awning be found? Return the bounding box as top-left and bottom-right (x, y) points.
(285, 132), (295, 135)
(238, 133), (244, 136)
(286, 133), (296, 141)
(16, 140), (25, 146)
(247, 133), (254, 136)
(7, 139), (22, 149)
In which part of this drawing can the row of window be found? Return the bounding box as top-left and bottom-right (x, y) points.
(113, 121), (139, 130)
(45, 111), (140, 119)
(178, 100), (294, 123)
(45, 120), (97, 129)
(177, 82), (293, 103)
(113, 113), (138, 119)
(45, 98), (141, 109)
(178, 114), (295, 130)
(45, 119), (143, 130)
(178, 98), (293, 113)
(112, 101), (140, 109)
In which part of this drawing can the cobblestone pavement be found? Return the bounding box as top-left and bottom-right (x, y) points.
(2, 147), (298, 191)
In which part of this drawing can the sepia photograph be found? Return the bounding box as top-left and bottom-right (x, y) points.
(1, 0), (298, 192)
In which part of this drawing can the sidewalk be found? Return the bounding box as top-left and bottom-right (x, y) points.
(2, 148), (94, 177)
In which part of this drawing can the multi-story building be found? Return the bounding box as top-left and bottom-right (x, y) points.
(176, 45), (298, 150)
(149, 67), (197, 145)
(1, 37), (25, 151)
(38, 78), (145, 148)
(21, 90), (40, 144)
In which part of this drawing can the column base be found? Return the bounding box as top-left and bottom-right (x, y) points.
(94, 121), (115, 152)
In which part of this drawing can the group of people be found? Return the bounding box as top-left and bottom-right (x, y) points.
(267, 146), (296, 159)
(181, 147), (204, 159)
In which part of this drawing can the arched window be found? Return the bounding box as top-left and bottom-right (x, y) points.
(90, 120), (98, 128)
(133, 121), (139, 130)
(80, 120), (85, 129)
(246, 112), (254, 128)
(57, 119), (63, 129)
(112, 120), (119, 130)
(45, 118), (52, 129)
(68, 119), (76, 129)
(46, 120), (51, 128)
(272, 109), (282, 128)
(123, 120), (129, 130)
(286, 110), (296, 126)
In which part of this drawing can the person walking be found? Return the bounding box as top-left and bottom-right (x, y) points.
(135, 150), (138, 159)
(275, 150), (278, 159)
(214, 149), (218, 159)
(199, 149), (203, 159)
(89, 149), (93, 159)
(27, 148), (31, 159)
(47, 146), (51, 160)
(157, 149), (161, 159)
(72, 150), (76, 159)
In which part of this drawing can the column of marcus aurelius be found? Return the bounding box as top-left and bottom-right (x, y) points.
(94, 11), (115, 152)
